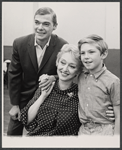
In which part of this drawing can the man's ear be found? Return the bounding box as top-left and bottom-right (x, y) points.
(101, 50), (108, 60)
(53, 25), (57, 31)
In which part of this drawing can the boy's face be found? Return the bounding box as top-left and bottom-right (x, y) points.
(80, 43), (105, 74)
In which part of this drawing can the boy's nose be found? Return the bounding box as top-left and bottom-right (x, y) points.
(84, 53), (89, 59)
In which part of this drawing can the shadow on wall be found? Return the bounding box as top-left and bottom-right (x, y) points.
(4, 46), (120, 78)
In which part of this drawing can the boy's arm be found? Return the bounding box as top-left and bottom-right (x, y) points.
(113, 105), (120, 135)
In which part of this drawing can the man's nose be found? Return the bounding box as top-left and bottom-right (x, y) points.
(38, 24), (43, 29)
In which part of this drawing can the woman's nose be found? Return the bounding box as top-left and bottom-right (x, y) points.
(63, 65), (68, 71)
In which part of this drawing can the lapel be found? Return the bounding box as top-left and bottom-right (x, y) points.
(38, 34), (56, 73)
(27, 34), (38, 73)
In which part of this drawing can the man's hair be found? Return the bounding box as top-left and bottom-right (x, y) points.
(34, 7), (58, 26)
(56, 44), (83, 73)
(78, 34), (108, 55)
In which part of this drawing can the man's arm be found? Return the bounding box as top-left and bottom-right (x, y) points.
(8, 40), (22, 119)
(8, 39), (22, 106)
(38, 74), (56, 91)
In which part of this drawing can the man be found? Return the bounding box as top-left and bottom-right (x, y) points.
(7, 7), (67, 136)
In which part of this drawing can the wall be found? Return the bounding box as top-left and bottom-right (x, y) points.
(2, 2), (120, 47)
(2, 2), (120, 78)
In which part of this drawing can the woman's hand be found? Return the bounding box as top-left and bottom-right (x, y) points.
(106, 105), (115, 121)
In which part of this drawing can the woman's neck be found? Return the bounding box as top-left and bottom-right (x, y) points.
(58, 80), (73, 90)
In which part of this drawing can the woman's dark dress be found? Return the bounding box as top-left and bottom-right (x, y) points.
(20, 80), (81, 136)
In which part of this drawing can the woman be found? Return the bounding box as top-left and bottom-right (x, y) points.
(20, 44), (114, 136)
(20, 44), (82, 135)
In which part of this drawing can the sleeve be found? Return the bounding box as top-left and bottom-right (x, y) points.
(8, 39), (23, 105)
(20, 87), (42, 132)
(110, 78), (120, 106)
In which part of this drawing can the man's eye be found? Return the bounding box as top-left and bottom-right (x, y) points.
(43, 23), (50, 26)
(35, 21), (39, 25)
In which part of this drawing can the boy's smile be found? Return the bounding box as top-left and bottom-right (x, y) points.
(80, 43), (104, 74)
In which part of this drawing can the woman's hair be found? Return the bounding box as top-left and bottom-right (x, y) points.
(78, 34), (108, 55)
(34, 7), (58, 26)
(56, 44), (83, 73)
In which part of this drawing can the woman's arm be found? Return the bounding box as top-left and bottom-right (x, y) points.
(113, 105), (120, 135)
(27, 82), (55, 124)
(27, 93), (46, 124)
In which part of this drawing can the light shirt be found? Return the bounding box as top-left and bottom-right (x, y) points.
(78, 65), (120, 124)
(35, 37), (51, 67)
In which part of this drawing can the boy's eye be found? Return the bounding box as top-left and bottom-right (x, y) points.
(89, 51), (95, 53)
(80, 52), (85, 55)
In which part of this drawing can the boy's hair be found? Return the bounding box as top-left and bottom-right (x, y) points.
(56, 44), (83, 73)
(34, 7), (58, 26)
(78, 34), (108, 55)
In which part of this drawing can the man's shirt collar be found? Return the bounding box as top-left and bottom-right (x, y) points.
(34, 36), (51, 48)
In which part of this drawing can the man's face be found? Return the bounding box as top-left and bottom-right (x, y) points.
(34, 14), (56, 42)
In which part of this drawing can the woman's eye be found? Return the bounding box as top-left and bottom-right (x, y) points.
(60, 61), (65, 65)
(70, 65), (76, 69)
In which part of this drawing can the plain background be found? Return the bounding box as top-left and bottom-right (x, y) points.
(3, 2), (120, 48)
(2, 2), (120, 148)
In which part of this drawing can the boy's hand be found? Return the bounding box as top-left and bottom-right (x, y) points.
(106, 105), (115, 121)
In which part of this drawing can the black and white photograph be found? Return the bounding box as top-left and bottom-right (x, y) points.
(2, 2), (120, 148)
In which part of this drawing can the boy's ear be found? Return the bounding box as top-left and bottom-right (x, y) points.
(101, 51), (108, 60)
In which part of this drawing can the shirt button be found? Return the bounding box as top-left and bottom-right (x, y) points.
(90, 75), (92, 76)
(87, 104), (88, 106)
(88, 87), (90, 90)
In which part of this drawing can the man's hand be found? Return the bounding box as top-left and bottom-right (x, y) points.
(106, 105), (115, 121)
(38, 74), (56, 91)
(41, 82), (55, 98)
(9, 105), (20, 121)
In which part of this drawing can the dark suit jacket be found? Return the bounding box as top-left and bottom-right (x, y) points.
(8, 34), (67, 109)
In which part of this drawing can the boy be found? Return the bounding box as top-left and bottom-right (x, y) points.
(78, 34), (120, 135)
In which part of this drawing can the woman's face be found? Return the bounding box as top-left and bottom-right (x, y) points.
(57, 52), (78, 82)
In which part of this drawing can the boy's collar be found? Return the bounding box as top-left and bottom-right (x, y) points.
(83, 64), (107, 79)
